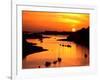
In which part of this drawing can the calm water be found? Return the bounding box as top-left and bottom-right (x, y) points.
(22, 35), (89, 69)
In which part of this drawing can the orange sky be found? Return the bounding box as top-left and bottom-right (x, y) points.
(22, 11), (89, 32)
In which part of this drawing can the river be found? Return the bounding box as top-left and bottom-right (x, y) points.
(22, 35), (89, 69)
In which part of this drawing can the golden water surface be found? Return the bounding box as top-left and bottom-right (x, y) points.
(22, 35), (89, 69)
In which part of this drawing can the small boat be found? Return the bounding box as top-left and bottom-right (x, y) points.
(66, 44), (71, 47)
(53, 60), (57, 64)
(84, 54), (87, 58)
(38, 66), (41, 68)
(62, 45), (64, 47)
(59, 44), (62, 46)
(45, 61), (51, 67)
(57, 57), (62, 63)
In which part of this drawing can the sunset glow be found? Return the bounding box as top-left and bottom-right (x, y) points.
(22, 11), (89, 32)
(22, 11), (89, 69)
(72, 28), (76, 32)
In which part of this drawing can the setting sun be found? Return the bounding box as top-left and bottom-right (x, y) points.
(22, 11), (89, 69)
(22, 11), (89, 32)
(72, 28), (76, 32)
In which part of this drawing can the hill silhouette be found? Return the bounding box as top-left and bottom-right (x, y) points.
(58, 27), (89, 48)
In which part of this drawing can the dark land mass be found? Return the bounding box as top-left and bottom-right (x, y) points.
(23, 31), (72, 39)
(23, 31), (72, 35)
(22, 33), (48, 59)
(22, 31), (71, 59)
(58, 27), (89, 48)
(23, 32), (50, 39)
(22, 27), (89, 59)
(41, 31), (72, 35)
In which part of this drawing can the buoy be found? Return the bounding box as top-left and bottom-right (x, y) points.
(57, 57), (62, 63)
(53, 60), (57, 64)
(45, 61), (51, 67)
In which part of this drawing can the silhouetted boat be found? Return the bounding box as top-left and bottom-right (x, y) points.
(66, 45), (71, 47)
(60, 44), (65, 47)
(84, 54), (87, 58)
(57, 57), (62, 63)
(53, 60), (57, 64)
(62, 45), (64, 47)
(45, 61), (51, 67)
(59, 44), (62, 46)
(38, 66), (41, 68)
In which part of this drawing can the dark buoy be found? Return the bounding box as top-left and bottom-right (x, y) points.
(38, 66), (41, 68)
(57, 57), (62, 63)
(45, 61), (51, 67)
(66, 45), (71, 47)
(62, 45), (64, 47)
(84, 54), (87, 58)
(59, 44), (62, 46)
(53, 60), (57, 64)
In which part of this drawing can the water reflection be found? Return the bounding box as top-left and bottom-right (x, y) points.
(22, 35), (89, 69)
